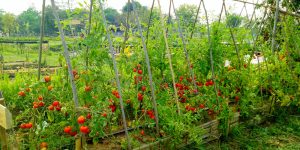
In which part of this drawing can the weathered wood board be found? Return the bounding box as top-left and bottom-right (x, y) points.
(0, 104), (13, 129)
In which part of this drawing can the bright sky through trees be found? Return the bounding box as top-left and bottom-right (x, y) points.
(0, 0), (258, 20)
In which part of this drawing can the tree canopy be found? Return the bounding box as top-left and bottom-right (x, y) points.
(226, 13), (243, 28)
(17, 7), (41, 35)
(104, 8), (120, 25)
(176, 4), (198, 31)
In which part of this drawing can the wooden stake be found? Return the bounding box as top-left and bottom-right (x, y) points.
(75, 137), (81, 150)
(157, 0), (181, 114)
(131, 0), (160, 134)
(271, 0), (280, 54)
(98, 1), (131, 149)
(38, 0), (46, 81)
(50, 0), (79, 108)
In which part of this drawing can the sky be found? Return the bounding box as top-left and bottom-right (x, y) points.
(0, 0), (260, 20)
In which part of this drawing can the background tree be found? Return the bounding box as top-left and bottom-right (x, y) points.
(226, 13), (243, 28)
(104, 8), (120, 25)
(122, 1), (142, 13)
(0, 9), (4, 32)
(176, 4), (198, 31)
(2, 13), (18, 36)
(17, 7), (41, 36)
(120, 1), (158, 27)
(44, 6), (67, 36)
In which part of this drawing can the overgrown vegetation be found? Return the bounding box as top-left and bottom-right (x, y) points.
(0, 0), (299, 149)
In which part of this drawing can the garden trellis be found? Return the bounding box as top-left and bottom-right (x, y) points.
(0, 0), (299, 149)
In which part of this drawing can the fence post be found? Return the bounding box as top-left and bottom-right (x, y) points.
(38, 0), (46, 81)
(0, 93), (13, 150)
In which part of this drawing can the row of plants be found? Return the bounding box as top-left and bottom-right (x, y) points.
(0, 1), (299, 149)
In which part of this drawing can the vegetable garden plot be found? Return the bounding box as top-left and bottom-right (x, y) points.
(0, 0), (299, 149)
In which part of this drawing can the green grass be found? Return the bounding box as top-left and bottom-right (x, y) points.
(184, 116), (300, 150)
(0, 43), (61, 67)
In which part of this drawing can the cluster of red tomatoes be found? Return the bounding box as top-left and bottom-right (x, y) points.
(133, 64), (143, 84)
(19, 122), (33, 129)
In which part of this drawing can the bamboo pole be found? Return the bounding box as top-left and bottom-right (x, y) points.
(157, 0), (181, 114)
(98, 1), (131, 149)
(171, 0), (198, 92)
(131, 0), (160, 134)
(75, 137), (81, 150)
(222, 0), (242, 69)
(122, 0), (131, 51)
(145, 0), (155, 46)
(50, 0), (79, 108)
(166, 0), (172, 35)
(271, 0), (280, 54)
(202, 0), (219, 108)
(218, 3), (224, 24)
(38, 0), (46, 81)
(85, 0), (93, 70)
(232, 0), (300, 18)
(190, 0), (202, 39)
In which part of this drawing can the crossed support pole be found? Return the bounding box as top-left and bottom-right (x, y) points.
(98, 1), (132, 149)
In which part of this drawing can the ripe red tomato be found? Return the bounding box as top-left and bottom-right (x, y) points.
(199, 104), (205, 109)
(208, 110), (214, 115)
(44, 76), (51, 82)
(235, 96), (240, 102)
(112, 90), (118, 95)
(39, 102), (45, 107)
(38, 95), (43, 101)
(40, 142), (48, 148)
(18, 91), (26, 97)
(72, 70), (78, 76)
(190, 107), (196, 112)
(85, 85), (92, 92)
(33, 104), (39, 109)
(64, 126), (72, 133)
(179, 76), (184, 82)
(138, 93), (143, 97)
(138, 95), (143, 101)
(196, 82), (203, 87)
(138, 76), (143, 81)
(56, 106), (61, 111)
(141, 86), (146, 92)
(69, 131), (77, 136)
(140, 130), (145, 136)
(109, 105), (116, 112)
(48, 105), (54, 111)
(25, 123), (33, 129)
(52, 101), (60, 107)
(20, 123), (26, 129)
(80, 126), (89, 134)
(115, 93), (120, 99)
(47, 85), (53, 91)
(77, 116), (85, 124)
(185, 105), (190, 111)
(102, 112), (107, 117)
(133, 68), (137, 72)
(86, 113), (92, 119)
(138, 70), (143, 75)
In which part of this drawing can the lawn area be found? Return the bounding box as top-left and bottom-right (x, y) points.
(0, 42), (62, 67)
(185, 116), (300, 150)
